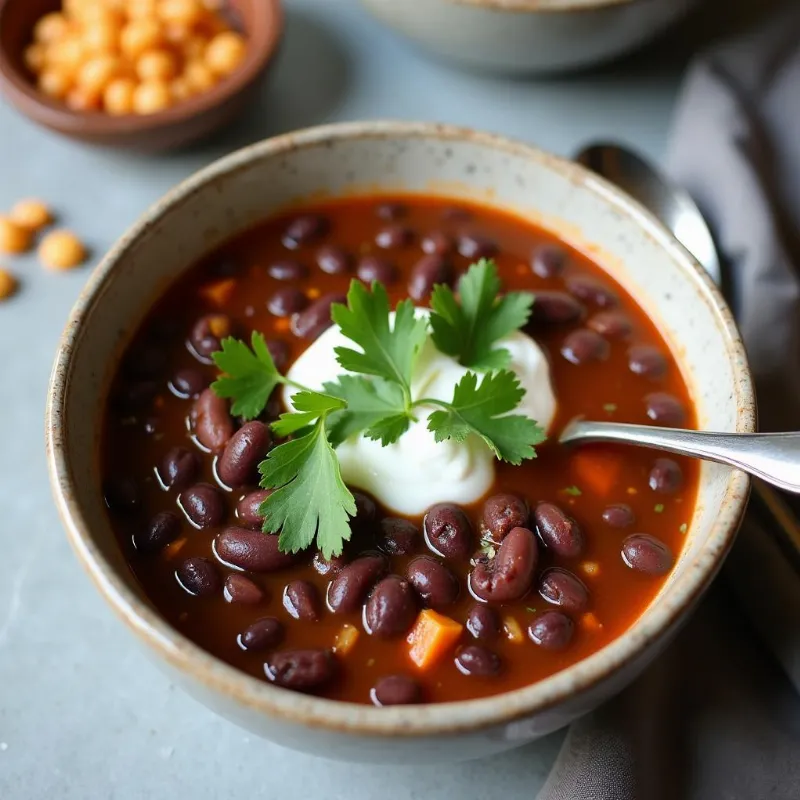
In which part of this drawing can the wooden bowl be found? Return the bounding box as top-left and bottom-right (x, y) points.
(0, 0), (283, 150)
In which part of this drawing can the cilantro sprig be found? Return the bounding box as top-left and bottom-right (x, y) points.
(430, 259), (534, 371)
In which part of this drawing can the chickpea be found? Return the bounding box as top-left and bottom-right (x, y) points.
(73, 5), (123, 27)
(132, 80), (172, 114)
(126, 0), (159, 21)
(136, 49), (178, 82)
(0, 268), (18, 301)
(39, 230), (87, 270)
(204, 32), (247, 77)
(183, 60), (217, 93)
(163, 23), (192, 46)
(34, 13), (70, 45)
(38, 69), (74, 101)
(103, 77), (137, 115)
(76, 54), (121, 95)
(159, 0), (204, 27)
(24, 43), (47, 74)
(46, 38), (86, 76)
(120, 19), (162, 60)
(9, 199), (53, 232)
(169, 77), (194, 103)
(0, 217), (32, 254)
(181, 35), (208, 61)
(82, 20), (122, 54)
(66, 86), (103, 112)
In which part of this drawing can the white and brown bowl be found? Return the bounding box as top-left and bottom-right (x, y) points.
(46, 121), (754, 763)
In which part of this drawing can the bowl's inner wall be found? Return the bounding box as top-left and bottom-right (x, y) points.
(61, 130), (740, 629)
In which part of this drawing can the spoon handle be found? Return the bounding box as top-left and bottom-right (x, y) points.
(559, 419), (800, 494)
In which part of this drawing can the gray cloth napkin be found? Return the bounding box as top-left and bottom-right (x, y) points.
(539, 7), (800, 799)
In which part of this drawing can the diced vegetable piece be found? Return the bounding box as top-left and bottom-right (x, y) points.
(503, 616), (524, 644)
(407, 609), (463, 670)
(570, 448), (623, 497)
(200, 279), (237, 307)
(580, 561), (600, 576)
(581, 612), (603, 632)
(333, 624), (360, 656)
(163, 537), (187, 560)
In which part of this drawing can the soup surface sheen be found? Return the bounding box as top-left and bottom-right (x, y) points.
(102, 195), (697, 705)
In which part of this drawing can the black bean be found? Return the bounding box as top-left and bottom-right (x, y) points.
(282, 215), (329, 249)
(268, 260), (308, 282)
(529, 291), (584, 325)
(312, 551), (347, 577)
(649, 458), (683, 494)
(421, 230), (454, 256)
(188, 314), (231, 364)
(469, 527), (538, 603)
(628, 345), (667, 379)
(622, 534), (674, 575)
(266, 339), (290, 372)
(534, 502), (584, 558)
(602, 504), (635, 528)
(176, 557), (220, 597)
(365, 575), (416, 637)
(316, 245), (351, 275)
(375, 202), (407, 220)
(567, 277), (617, 307)
(538, 568), (589, 613)
(217, 421), (271, 488)
(466, 604), (501, 641)
(267, 288), (308, 317)
(481, 493), (529, 544)
(528, 611), (574, 650)
(352, 492), (378, 529)
(215, 527), (298, 572)
(406, 556), (459, 610)
(169, 367), (207, 399)
(134, 511), (181, 553)
(357, 255), (397, 285)
(531, 244), (566, 278)
(587, 311), (633, 339)
(645, 393), (686, 426)
(124, 345), (166, 380)
(291, 293), (346, 340)
(160, 446), (200, 490)
(236, 489), (271, 529)
(375, 224), (413, 249)
(457, 233), (497, 259)
(371, 675), (422, 706)
(116, 380), (158, 413)
(408, 254), (453, 301)
(191, 388), (234, 452)
(265, 649), (335, 691)
(224, 573), (264, 604)
(179, 483), (225, 529)
(424, 503), (473, 561)
(103, 477), (139, 513)
(327, 554), (387, 614)
(238, 616), (283, 651)
(561, 329), (610, 365)
(283, 580), (321, 621)
(455, 645), (501, 677)
(378, 517), (419, 556)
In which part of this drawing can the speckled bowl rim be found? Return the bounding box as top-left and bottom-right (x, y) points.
(46, 120), (754, 737)
(445, 0), (634, 13)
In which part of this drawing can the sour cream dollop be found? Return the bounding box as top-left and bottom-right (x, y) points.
(283, 310), (557, 515)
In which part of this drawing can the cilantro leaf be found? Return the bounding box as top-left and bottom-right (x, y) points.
(272, 391), (347, 438)
(259, 417), (356, 559)
(562, 485), (582, 497)
(323, 375), (410, 447)
(426, 370), (546, 464)
(211, 332), (281, 420)
(430, 259), (534, 371)
(331, 280), (428, 397)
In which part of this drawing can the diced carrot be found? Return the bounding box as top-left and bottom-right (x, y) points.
(571, 448), (623, 498)
(503, 616), (524, 644)
(407, 609), (463, 670)
(163, 537), (187, 560)
(307, 287), (321, 299)
(199, 278), (236, 307)
(273, 317), (290, 332)
(333, 624), (360, 656)
(581, 612), (603, 632)
(580, 561), (600, 577)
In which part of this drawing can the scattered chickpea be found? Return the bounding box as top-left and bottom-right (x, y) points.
(132, 79), (171, 114)
(136, 48), (178, 81)
(0, 268), (18, 301)
(204, 31), (247, 77)
(39, 229), (87, 270)
(10, 199), (53, 231)
(0, 217), (32, 254)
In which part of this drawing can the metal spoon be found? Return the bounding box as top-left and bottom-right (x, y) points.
(563, 142), (800, 497)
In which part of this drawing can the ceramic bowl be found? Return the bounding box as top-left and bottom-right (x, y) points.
(0, 0), (283, 150)
(359, 0), (701, 74)
(46, 121), (754, 763)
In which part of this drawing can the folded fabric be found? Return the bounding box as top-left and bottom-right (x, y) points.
(539, 5), (800, 798)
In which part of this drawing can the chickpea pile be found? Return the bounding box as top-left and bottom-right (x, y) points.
(25, 0), (248, 116)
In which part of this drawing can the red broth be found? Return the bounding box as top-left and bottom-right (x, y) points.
(101, 195), (697, 705)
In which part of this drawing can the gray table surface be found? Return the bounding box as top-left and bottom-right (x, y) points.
(0, 0), (762, 797)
